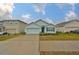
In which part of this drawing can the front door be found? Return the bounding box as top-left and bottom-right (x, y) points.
(41, 26), (45, 33)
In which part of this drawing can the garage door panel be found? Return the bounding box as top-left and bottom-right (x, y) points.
(26, 28), (41, 34)
(6, 29), (16, 34)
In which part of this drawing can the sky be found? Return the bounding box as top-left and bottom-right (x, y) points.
(0, 3), (79, 24)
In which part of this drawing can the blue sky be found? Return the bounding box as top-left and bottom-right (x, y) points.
(12, 3), (79, 24)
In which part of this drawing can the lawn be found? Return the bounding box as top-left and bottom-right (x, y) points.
(40, 33), (79, 41)
(0, 34), (21, 41)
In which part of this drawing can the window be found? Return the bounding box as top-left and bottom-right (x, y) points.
(9, 21), (17, 24)
(0, 28), (2, 32)
(46, 27), (55, 32)
(41, 26), (45, 33)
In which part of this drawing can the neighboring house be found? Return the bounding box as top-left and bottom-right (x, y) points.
(0, 21), (5, 32)
(56, 20), (79, 32)
(0, 20), (27, 34)
(25, 19), (56, 34)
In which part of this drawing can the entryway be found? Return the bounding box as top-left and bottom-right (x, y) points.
(41, 26), (45, 33)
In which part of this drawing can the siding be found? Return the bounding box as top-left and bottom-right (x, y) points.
(56, 20), (79, 32)
(3, 20), (27, 34)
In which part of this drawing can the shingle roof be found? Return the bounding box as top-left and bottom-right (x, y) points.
(27, 19), (55, 27)
(56, 19), (79, 27)
(1, 20), (27, 24)
(34, 19), (54, 25)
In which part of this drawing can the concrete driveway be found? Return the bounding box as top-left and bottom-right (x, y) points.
(40, 41), (79, 51)
(0, 35), (40, 55)
(40, 41), (79, 54)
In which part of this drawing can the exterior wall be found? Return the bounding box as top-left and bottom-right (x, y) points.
(64, 27), (79, 32)
(3, 20), (20, 34)
(56, 27), (65, 32)
(18, 21), (27, 33)
(0, 27), (3, 32)
(56, 21), (79, 32)
(35, 21), (48, 27)
(25, 20), (56, 34)
(3, 20), (27, 34)
(64, 21), (79, 32)
(25, 23), (41, 34)
(45, 25), (56, 33)
(0, 21), (5, 32)
(0, 21), (3, 26)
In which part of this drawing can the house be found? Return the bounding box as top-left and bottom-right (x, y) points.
(25, 19), (56, 34)
(0, 20), (27, 34)
(56, 19), (79, 32)
(0, 21), (5, 32)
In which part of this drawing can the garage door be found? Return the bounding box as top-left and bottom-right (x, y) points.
(6, 29), (16, 34)
(26, 28), (41, 34)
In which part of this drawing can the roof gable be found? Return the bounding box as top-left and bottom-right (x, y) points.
(26, 22), (41, 28)
(34, 19), (54, 26)
(3, 20), (27, 24)
(56, 19), (79, 27)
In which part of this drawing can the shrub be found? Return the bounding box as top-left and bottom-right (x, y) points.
(70, 31), (79, 34)
(20, 32), (25, 35)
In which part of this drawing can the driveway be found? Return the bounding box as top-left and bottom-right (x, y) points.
(40, 41), (79, 54)
(40, 41), (79, 51)
(0, 35), (40, 55)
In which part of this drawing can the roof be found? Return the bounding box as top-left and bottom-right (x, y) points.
(27, 22), (40, 26)
(0, 21), (3, 22)
(47, 23), (55, 26)
(1, 20), (27, 24)
(34, 19), (54, 25)
(56, 19), (79, 27)
(27, 19), (54, 26)
(27, 19), (55, 27)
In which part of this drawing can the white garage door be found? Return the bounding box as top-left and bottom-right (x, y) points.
(6, 29), (16, 34)
(26, 28), (41, 34)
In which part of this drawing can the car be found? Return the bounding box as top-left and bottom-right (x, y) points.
(0, 32), (9, 35)
(0, 32), (4, 35)
(70, 30), (79, 34)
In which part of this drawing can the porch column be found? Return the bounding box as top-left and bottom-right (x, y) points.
(44, 27), (46, 33)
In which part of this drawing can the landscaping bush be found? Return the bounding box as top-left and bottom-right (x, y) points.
(0, 34), (20, 41)
(70, 31), (79, 34)
(20, 32), (26, 35)
(40, 32), (57, 36)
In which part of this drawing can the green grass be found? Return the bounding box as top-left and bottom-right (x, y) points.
(0, 34), (21, 41)
(40, 33), (79, 41)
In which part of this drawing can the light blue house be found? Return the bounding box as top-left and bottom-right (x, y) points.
(25, 19), (56, 34)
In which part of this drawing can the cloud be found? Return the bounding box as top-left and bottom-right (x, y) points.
(21, 14), (55, 24)
(33, 3), (47, 15)
(21, 4), (47, 23)
(44, 18), (55, 24)
(21, 14), (35, 23)
(65, 10), (77, 21)
(56, 3), (77, 21)
(69, 3), (75, 11)
(22, 14), (31, 19)
(56, 3), (76, 11)
(0, 3), (14, 20)
(56, 3), (66, 10)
